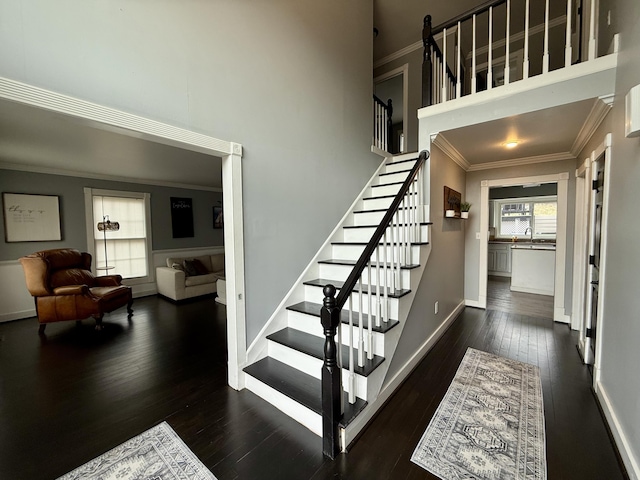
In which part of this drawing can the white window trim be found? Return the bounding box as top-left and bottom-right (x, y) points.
(84, 188), (154, 285)
(493, 194), (558, 239)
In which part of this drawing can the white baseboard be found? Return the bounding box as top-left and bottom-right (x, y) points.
(595, 381), (640, 479)
(465, 299), (485, 309)
(342, 301), (465, 449)
(554, 307), (571, 324)
(0, 309), (36, 323)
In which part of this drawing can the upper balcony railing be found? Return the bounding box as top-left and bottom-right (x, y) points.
(422, 0), (599, 107)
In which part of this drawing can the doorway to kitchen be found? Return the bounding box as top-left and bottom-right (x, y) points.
(477, 172), (569, 323)
(487, 183), (558, 318)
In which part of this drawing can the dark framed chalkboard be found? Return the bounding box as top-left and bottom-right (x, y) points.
(171, 197), (194, 238)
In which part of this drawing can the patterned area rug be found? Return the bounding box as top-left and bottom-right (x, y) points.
(58, 422), (216, 480)
(411, 348), (546, 480)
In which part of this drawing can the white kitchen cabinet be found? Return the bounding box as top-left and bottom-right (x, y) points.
(488, 243), (512, 276)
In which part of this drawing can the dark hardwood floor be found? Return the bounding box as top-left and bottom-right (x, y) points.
(0, 296), (625, 479)
(487, 275), (554, 318)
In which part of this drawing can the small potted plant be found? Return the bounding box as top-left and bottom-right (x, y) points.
(460, 202), (472, 219)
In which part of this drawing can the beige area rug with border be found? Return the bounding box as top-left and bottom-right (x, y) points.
(57, 421), (216, 480)
(411, 348), (546, 480)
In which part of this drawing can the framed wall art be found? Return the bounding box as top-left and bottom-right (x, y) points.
(2, 193), (62, 242)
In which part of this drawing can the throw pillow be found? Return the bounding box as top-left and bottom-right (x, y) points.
(171, 262), (185, 272)
(192, 258), (209, 275)
(182, 260), (198, 277)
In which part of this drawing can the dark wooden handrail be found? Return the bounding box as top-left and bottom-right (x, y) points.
(320, 149), (428, 459)
(336, 149), (428, 309)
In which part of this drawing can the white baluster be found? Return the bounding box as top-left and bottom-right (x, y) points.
(472, 14), (477, 94)
(565, 0), (572, 67)
(403, 196), (409, 265)
(442, 28), (448, 102)
(543, 0), (550, 73)
(588, 0), (596, 60)
(488, 6), (493, 90)
(389, 214), (396, 293)
(524, 0), (530, 79)
(367, 260), (373, 360)
(348, 295), (355, 404)
(395, 211), (401, 290)
(358, 276), (364, 368)
(375, 246), (381, 328)
(383, 230), (389, 324)
(505, 0), (511, 85)
(456, 22), (462, 98)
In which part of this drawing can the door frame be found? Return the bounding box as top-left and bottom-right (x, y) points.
(0, 76), (247, 390)
(374, 64), (409, 154)
(478, 172), (570, 323)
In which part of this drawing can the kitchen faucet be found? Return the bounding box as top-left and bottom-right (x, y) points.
(524, 226), (533, 242)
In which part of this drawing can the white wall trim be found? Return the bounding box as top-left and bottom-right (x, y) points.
(467, 152), (576, 172)
(0, 160), (222, 192)
(570, 97), (613, 157)
(0, 76), (246, 392)
(595, 381), (640, 480)
(479, 173), (569, 322)
(431, 132), (470, 171)
(343, 301), (465, 449)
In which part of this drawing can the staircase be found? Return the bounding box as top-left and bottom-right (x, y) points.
(243, 151), (432, 451)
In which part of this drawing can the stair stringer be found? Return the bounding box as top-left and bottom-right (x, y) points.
(245, 157), (390, 370)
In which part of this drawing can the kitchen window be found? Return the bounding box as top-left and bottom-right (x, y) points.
(494, 196), (557, 239)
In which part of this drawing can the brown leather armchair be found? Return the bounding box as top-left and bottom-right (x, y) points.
(19, 248), (133, 333)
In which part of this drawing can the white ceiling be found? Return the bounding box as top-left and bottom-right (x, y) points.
(0, 99), (222, 190)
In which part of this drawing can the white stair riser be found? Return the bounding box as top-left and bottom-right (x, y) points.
(331, 243), (422, 264)
(287, 311), (388, 355)
(362, 194), (419, 211)
(376, 171), (411, 185)
(384, 160), (417, 174)
(303, 286), (400, 317)
(244, 375), (322, 436)
(318, 263), (411, 286)
(353, 209), (418, 226)
(267, 341), (370, 400)
(370, 183), (405, 197)
(343, 224), (429, 243)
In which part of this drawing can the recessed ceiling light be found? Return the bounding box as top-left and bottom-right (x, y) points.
(504, 141), (519, 148)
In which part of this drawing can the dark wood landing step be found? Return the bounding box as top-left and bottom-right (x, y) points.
(303, 278), (411, 299)
(243, 357), (367, 428)
(318, 258), (420, 270)
(286, 301), (400, 334)
(267, 328), (384, 377)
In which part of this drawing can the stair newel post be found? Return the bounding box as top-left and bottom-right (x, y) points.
(422, 15), (433, 107)
(321, 284), (341, 459)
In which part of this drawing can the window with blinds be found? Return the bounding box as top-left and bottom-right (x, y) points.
(92, 194), (149, 279)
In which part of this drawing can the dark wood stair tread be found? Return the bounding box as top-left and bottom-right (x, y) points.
(243, 357), (367, 428)
(267, 328), (384, 377)
(386, 157), (419, 166)
(303, 278), (410, 299)
(318, 258), (420, 270)
(379, 169), (412, 177)
(362, 192), (417, 201)
(286, 301), (400, 334)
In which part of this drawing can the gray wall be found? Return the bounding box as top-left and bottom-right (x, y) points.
(385, 144), (466, 380)
(0, 169), (223, 261)
(464, 159), (576, 312)
(595, 0), (640, 466)
(0, 0), (378, 346)
(374, 48), (423, 153)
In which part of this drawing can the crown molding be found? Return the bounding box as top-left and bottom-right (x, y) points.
(0, 161), (222, 192)
(374, 40), (422, 70)
(467, 152), (575, 172)
(570, 97), (614, 157)
(431, 132), (470, 171)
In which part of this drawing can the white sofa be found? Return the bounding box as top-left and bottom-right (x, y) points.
(156, 253), (225, 301)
